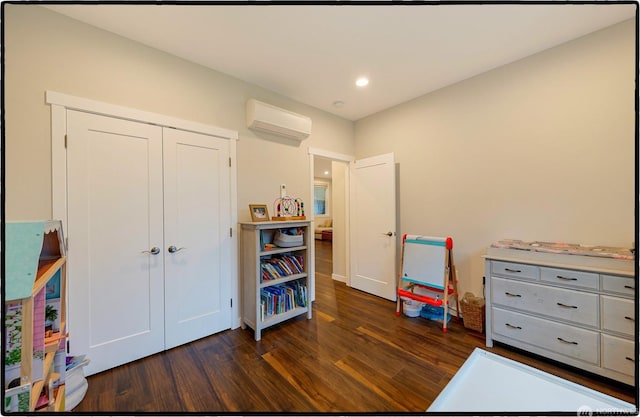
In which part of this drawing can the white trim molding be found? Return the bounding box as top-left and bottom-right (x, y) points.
(308, 146), (354, 162)
(46, 91), (239, 140)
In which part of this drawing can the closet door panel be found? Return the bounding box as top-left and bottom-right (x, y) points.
(66, 110), (165, 376)
(163, 128), (231, 349)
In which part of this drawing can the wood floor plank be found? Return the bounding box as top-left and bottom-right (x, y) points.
(334, 353), (430, 412)
(262, 349), (349, 412)
(72, 240), (637, 412)
(392, 363), (450, 402)
(315, 310), (336, 322)
(164, 345), (223, 411)
(204, 354), (279, 411)
(265, 322), (397, 412)
(138, 352), (184, 411)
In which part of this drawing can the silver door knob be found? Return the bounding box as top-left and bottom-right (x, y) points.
(168, 245), (186, 253)
(142, 247), (160, 255)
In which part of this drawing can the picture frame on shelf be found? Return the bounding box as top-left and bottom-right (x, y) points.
(249, 204), (270, 222)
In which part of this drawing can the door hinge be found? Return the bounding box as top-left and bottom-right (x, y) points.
(230, 298), (233, 308)
(229, 157), (232, 167)
(64, 134), (68, 148)
(230, 227), (233, 237)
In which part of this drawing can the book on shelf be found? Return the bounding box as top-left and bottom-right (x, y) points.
(260, 255), (304, 281)
(259, 280), (307, 320)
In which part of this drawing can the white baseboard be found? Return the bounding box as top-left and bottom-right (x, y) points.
(331, 273), (346, 282)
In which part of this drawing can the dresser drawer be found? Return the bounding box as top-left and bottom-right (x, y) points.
(491, 277), (599, 327)
(491, 261), (538, 280)
(601, 275), (636, 297)
(602, 334), (635, 377)
(540, 267), (598, 290)
(601, 296), (635, 336)
(492, 307), (599, 364)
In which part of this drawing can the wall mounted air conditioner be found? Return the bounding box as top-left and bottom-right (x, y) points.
(246, 99), (312, 141)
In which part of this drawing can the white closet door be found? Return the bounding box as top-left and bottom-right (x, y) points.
(162, 128), (231, 349)
(66, 110), (165, 376)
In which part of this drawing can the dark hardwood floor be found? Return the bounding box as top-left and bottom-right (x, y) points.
(74, 239), (637, 412)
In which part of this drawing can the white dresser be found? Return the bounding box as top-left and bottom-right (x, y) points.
(485, 245), (635, 385)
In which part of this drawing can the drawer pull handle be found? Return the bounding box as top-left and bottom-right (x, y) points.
(505, 292), (522, 298)
(505, 323), (522, 330)
(556, 302), (578, 309)
(624, 316), (635, 322)
(625, 357), (635, 362)
(557, 337), (578, 345)
(556, 275), (577, 281)
(624, 285), (635, 290)
(505, 268), (522, 273)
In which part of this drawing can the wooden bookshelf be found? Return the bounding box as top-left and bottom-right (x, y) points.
(240, 220), (312, 340)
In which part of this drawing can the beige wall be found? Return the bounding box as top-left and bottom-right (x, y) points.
(354, 19), (636, 297)
(5, 6), (635, 300)
(4, 5), (354, 222)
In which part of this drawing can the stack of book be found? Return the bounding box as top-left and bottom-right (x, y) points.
(260, 281), (308, 321)
(261, 255), (304, 281)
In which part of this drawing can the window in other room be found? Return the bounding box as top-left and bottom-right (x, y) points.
(314, 182), (330, 216)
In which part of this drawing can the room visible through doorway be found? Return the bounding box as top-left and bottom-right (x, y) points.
(312, 154), (348, 283)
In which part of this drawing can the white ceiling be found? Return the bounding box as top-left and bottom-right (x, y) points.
(314, 157), (334, 180)
(44, 3), (635, 121)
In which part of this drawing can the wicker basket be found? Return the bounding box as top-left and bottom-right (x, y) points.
(461, 292), (485, 333)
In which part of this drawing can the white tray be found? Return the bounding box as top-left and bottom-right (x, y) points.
(428, 348), (635, 413)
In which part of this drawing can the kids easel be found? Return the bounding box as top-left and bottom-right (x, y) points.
(396, 234), (460, 331)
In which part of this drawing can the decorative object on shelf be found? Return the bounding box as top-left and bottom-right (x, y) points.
(272, 196), (306, 221)
(249, 204), (270, 222)
(274, 228), (304, 247)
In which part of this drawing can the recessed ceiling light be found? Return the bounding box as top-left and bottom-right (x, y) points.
(355, 77), (369, 87)
(324, 171), (330, 175)
(333, 100), (345, 107)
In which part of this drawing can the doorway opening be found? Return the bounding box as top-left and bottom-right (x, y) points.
(310, 152), (350, 284)
(313, 155), (334, 279)
(309, 149), (397, 302)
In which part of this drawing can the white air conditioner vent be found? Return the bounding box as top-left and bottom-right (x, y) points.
(246, 99), (312, 141)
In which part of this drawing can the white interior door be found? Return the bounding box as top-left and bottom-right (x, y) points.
(67, 110), (165, 376)
(349, 153), (397, 301)
(163, 128), (231, 349)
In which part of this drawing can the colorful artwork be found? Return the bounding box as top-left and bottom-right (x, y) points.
(45, 270), (61, 299)
(4, 302), (23, 368)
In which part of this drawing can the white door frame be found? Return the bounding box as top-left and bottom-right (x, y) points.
(308, 147), (354, 288)
(46, 91), (241, 329)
